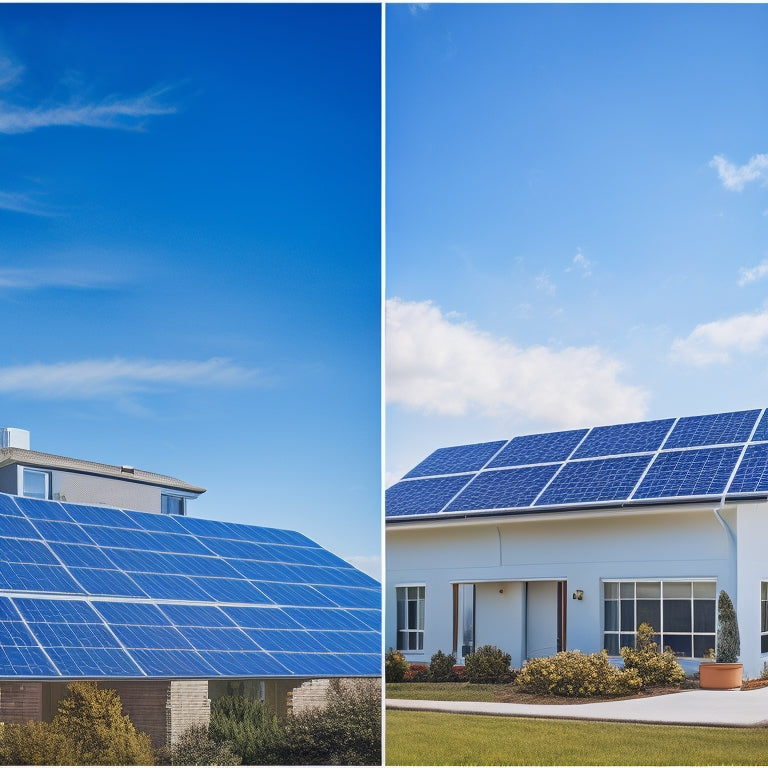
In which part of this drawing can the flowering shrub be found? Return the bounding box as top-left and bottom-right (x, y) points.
(385, 648), (409, 683)
(429, 650), (457, 682)
(464, 645), (513, 683)
(515, 650), (642, 697)
(621, 623), (686, 687)
(402, 663), (429, 681)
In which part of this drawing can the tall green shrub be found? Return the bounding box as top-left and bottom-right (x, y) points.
(716, 590), (740, 663)
(429, 650), (456, 682)
(464, 645), (512, 683)
(620, 623), (685, 687)
(209, 696), (287, 765)
(385, 648), (409, 682)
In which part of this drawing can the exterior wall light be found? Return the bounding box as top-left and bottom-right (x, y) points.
(572, 589), (584, 600)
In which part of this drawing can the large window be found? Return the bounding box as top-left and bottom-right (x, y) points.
(761, 582), (768, 655)
(603, 580), (716, 658)
(396, 585), (424, 651)
(161, 493), (186, 516)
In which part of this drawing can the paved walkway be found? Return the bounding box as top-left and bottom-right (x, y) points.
(386, 686), (768, 727)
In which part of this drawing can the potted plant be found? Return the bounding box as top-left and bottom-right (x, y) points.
(699, 590), (743, 689)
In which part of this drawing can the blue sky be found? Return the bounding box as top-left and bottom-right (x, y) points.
(0, 4), (381, 577)
(386, 3), (768, 484)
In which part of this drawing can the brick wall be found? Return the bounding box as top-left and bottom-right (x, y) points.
(0, 681), (43, 723)
(111, 680), (171, 748)
(168, 680), (210, 746)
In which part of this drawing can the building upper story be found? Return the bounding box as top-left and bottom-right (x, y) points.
(0, 427), (205, 516)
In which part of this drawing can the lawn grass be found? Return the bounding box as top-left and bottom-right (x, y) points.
(386, 710), (768, 765)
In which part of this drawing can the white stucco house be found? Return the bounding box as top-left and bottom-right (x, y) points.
(386, 408), (768, 679)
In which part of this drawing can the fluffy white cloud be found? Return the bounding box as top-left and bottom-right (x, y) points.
(738, 259), (768, 287)
(710, 154), (768, 192)
(0, 357), (259, 398)
(670, 309), (768, 366)
(386, 298), (648, 427)
(0, 88), (176, 134)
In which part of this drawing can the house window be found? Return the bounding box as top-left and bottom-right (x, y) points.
(161, 493), (186, 516)
(603, 580), (716, 658)
(396, 585), (424, 651)
(22, 468), (50, 500)
(761, 582), (768, 654)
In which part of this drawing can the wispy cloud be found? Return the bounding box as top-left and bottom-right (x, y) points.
(0, 267), (118, 290)
(0, 56), (24, 90)
(710, 153), (768, 192)
(670, 308), (768, 366)
(535, 271), (556, 295)
(386, 298), (647, 427)
(568, 249), (594, 277)
(0, 87), (176, 134)
(408, 4), (430, 15)
(738, 259), (768, 287)
(0, 191), (56, 217)
(0, 358), (259, 398)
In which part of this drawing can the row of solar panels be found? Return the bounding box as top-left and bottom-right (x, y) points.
(0, 595), (380, 678)
(387, 409), (768, 518)
(0, 494), (381, 679)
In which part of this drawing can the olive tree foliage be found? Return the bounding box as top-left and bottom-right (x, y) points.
(716, 590), (740, 663)
(0, 681), (154, 766)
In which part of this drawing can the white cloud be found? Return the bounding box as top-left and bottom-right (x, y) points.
(535, 271), (556, 295)
(738, 259), (768, 287)
(0, 191), (54, 217)
(670, 308), (768, 366)
(386, 298), (648, 428)
(0, 87), (176, 134)
(0, 357), (259, 398)
(570, 249), (594, 277)
(0, 267), (116, 290)
(408, 4), (430, 15)
(710, 153), (768, 192)
(0, 57), (24, 90)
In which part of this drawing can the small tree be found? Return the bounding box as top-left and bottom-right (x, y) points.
(52, 681), (154, 765)
(716, 590), (740, 663)
(160, 724), (240, 766)
(385, 647), (409, 682)
(464, 645), (512, 683)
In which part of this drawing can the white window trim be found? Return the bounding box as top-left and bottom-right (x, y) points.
(395, 583), (425, 654)
(18, 466), (51, 500)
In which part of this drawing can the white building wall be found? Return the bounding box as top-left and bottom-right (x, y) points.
(387, 504), (736, 670)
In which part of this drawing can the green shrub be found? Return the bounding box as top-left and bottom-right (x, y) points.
(209, 696), (287, 765)
(429, 650), (457, 682)
(620, 623), (686, 687)
(716, 590), (740, 663)
(0, 720), (77, 766)
(516, 650), (642, 697)
(464, 645), (512, 683)
(282, 678), (381, 766)
(157, 724), (240, 766)
(385, 647), (409, 683)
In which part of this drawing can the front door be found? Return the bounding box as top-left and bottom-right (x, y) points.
(526, 581), (565, 659)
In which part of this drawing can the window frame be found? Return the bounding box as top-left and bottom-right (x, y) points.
(161, 492), (187, 516)
(395, 584), (425, 652)
(761, 581), (768, 655)
(602, 578), (716, 659)
(20, 467), (51, 500)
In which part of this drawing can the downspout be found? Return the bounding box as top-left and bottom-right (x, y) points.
(713, 494), (737, 604)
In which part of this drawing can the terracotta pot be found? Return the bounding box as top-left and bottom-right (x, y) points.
(699, 662), (743, 690)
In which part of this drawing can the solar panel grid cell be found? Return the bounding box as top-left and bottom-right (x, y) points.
(535, 455), (653, 506)
(403, 441), (507, 479)
(0, 514), (41, 539)
(663, 410), (760, 449)
(3, 563), (85, 594)
(633, 446), (743, 499)
(68, 567), (146, 598)
(488, 429), (588, 468)
(728, 443), (768, 493)
(32, 519), (95, 545)
(572, 419), (675, 459)
(385, 474), (473, 517)
(446, 464), (561, 512)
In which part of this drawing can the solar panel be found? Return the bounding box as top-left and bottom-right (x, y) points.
(445, 465), (560, 512)
(663, 410), (760, 449)
(633, 446), (743, 499)
(0, 492), (380, 680)
(488, 429), (587, 468)
(386, 475), (472, 516)
(387, 408), (768, 520)
(572, 419), (675, 459)
(536, 455), (653, 506)
(403, 441), (506, 478)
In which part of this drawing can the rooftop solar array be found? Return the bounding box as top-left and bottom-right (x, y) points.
(0, 494), (380, 679)
(387, 408), (768, 520)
